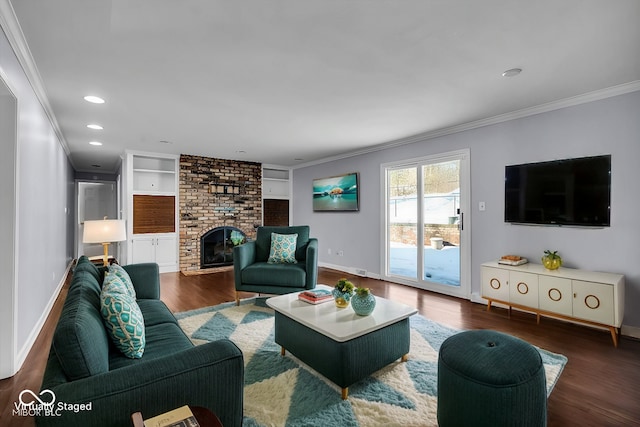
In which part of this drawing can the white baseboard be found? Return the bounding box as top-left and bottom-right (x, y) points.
(15, 260), (73, 371)
(470, 292), (485, 304)
(318, 262), (381, 280)
(621, 324), (640, 340)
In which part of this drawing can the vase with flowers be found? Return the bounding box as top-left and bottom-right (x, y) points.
(332, 278), (354, 308)
(352, 287), (376, 316)
(542, 250), (562, 270)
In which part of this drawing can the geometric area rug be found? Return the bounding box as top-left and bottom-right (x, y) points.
(175, 298), (568, 427)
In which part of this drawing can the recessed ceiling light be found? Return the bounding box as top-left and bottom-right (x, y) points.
(294, 158), (304, 161)
(89, 141), (103, 146)
(501, 68), (522, 77)
(84, 95), (105, 104)
(87, 124), (103, 130)
(91, 164), (101, 168)
(236, 150), (246, 154)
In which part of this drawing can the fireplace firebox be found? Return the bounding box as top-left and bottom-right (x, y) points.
(200, 226), (247, 269)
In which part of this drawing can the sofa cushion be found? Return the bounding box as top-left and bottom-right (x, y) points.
(107, 264), (136, 298)
(52, 280), (110, 380)
(136, 299), (178, 327)
(242, 262), (306, 287)
(267, 233), (298, 264)
(74, 256), (103, 283)
(108, 323), (193, 370)
(100, 278), (146, 358)
(69, 269), (102, 306)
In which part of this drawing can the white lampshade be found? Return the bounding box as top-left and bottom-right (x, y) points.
(83, 219), (126, 243)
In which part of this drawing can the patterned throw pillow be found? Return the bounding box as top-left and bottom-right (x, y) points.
(100, 278), (145, 358)
(267, 233), (298, 264)
(108, 264), (136, 298)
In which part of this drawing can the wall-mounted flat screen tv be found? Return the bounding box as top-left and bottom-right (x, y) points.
(505, 155), (611, 227)
(313, 172), (359, 212)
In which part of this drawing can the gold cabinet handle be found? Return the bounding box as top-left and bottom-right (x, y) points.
(584, 295), (601, 310)
(548, 288), (562, 302)
(490, 278), (501, 290)
(517, 282), (529, 295)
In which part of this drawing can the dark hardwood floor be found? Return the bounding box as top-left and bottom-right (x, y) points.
(2, 267), (639, 426)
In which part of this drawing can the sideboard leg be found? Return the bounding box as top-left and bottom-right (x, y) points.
(280, 346), (286, 356)
(486, 301), (492, 312)
(609, 327), (619, 348)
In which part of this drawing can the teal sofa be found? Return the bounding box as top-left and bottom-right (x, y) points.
(37, 256), (244, 427)
(233, 225), (318, 304)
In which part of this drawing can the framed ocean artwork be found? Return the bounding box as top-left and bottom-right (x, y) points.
(312, 172), (359, 212)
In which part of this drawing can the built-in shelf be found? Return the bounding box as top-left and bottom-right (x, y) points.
(263, 168), (289, 180)
(262, 166), (291, 225)
(263, 166), (290, 199)
(132, 155), (176, 194)
(125, 151), (179, 272)
(133, 168), (176, 174)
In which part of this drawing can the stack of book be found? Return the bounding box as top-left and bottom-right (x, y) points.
(298, 289), (333, 304)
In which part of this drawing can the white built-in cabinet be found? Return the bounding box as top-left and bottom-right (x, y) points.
(481, 261), (624, 346)
(124, 151), (179, 272)
(130, 235), (177, 266)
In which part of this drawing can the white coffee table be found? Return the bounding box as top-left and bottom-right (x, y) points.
(266, 285), (417, 399)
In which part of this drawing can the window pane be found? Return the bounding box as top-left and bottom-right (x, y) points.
(388, 167), (418, 279)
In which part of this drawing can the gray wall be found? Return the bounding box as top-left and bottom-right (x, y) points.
(0, 26), (75, 373)
(292, 90), (640, 329)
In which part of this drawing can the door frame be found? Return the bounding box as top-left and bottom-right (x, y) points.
(0, 69), (18, 378)
(380, 149), (471, 299)
(75, 179), (119, 259)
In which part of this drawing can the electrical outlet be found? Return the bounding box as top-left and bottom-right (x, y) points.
(479, 201), (486, 211)
(337, 250), (344, 256)
(328, 248), (332, 255)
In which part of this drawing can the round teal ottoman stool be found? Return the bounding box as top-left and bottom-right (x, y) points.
(437, 330), (547, 427)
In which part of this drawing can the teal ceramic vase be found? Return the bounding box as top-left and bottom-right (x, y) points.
(352, 292), (376, 316)
(332, 289), (352, 308)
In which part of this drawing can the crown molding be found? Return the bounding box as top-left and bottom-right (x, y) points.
(293, 80), (640, 170)
(0, 0), (72, 160)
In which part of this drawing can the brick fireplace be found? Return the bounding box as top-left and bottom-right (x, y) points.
(179, 154), (262, 273)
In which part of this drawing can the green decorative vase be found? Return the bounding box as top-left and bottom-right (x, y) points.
(542, 257), (562, 270)
(352, 293), (376, 316)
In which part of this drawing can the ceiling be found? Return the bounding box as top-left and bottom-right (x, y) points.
(4, 0), (640, 173)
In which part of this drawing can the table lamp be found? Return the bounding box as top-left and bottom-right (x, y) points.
(83, 217), (127, 266)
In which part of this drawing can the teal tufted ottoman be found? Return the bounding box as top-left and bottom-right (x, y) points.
(437, 330), (547, 427)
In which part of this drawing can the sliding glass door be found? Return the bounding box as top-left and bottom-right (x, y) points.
(383, 150), (469, 298)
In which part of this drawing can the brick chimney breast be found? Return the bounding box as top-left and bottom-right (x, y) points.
(179, 154), (262, 272)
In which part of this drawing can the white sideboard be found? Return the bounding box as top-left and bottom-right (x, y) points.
(481, 261), (625, 347)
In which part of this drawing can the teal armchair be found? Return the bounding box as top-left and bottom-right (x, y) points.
(233, 226), (318, 304)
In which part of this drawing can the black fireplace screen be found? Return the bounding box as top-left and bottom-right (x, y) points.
(200, 226), (247, 268)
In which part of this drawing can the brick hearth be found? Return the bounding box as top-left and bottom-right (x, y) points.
(179, 154), (262, 272)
